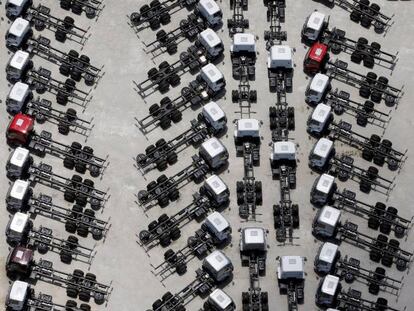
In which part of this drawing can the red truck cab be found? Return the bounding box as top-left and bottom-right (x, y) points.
(304, 42), (329, 75)
(6, 246), (34, 279)
(7, 113), (34, 146)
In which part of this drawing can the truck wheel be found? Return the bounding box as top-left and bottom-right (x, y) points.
(130, 12), (141, 25)
(170, 110), (182, 123)
(55, 30), (68, 43)
(71, 3), (83, 15)
(139, 230), (150, 243)
(394, 225), (405, 239)
(159, 233), (171, 247)
(65, 220), (77, 233)
(60, 250), (73, 264)
(60, 0), (71, 10)
(84, 74), (95, 86)
(373, 154), (385, 166)
(67, 286), (79, 298)
(350, 51), (363, 64)
(396, 259), (407, 271)
(168, 189), (179, 201)
(66, 299), (77, 309)
(368, 217), (380, 230)
(76, 195), (88, 207)
(158, 196), (170, 208)
(160, 12), (171, 25)
(64, 190), (76, 203)
(149, 104), (160, 116)
(359, 85), (371, 98)
(166, 43), (178, 55)
(164, 249), (176, 262)
(60, 63), (71, 76)
(381, 254), (393, 267)
(237, 192), (245, 205)
(63, 16), (75, 30)
(159, 117), (171, 130)
(156, 159), (168, 171)
(374, 21), (385, 34)
(170, 227), (181, 240)
(359, 180), (372, 193)
(361, 15), (372, 28)
(384, 95), (396, 107)
(158, 80), (170, 93)
(369, 283), (380, 295)
(356, 114), (368, 127)
(77, 224), (89, 237)
(79, 290), (91, 302)
(85, 6), (96, 19)
(90, 198), (102, 211)
(369, 249), (381, 262)
(166, 152), (178, 165)
(94, 293), (105, 305)
(176, 263), (187, 275)
(379, 222), (392, 235)
(37, 243), (49, 254)
(70, 69), (82, 82)
(152, 299), (163, 310)
(149, 18), (161, 30)
(363, 55), (375, 68)
(57, 91), (69, 105)
(350, 10), (361, 23)
(168, 74), (181, 87)
(34, 18), (46, 31)
(75, 162), (87, 174)
(58, 124), (70, 135)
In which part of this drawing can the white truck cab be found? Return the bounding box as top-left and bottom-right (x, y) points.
(200, 63), (225, 93)
(314, 242), (340, 274)
(203, 175), (229, 205)
(315, 275), (341, 307)
(201, 101), (227, 133)
(310, 174), (336, 206)
(240, 227), (267, 252)
(6, 18), (32, 50)
(302, 11), (327, 42)
(270, 141), (296, 163)
(234, 118), (260, 145)
(6, 0), (32, 19)
(202, 250), (233, 283)
(277, 256), (305, 281)
(267, 45), (293, 70)
(6, 82), (32, 115)
(6, 180), (32, 213)
(306, 103), (333, 136)
(205, 289), (236, 311)
(199, 137), (228, 170)
(199, 28), (224, 58)
(312, 206), (341, 238)
(197, 0), (222, 27)
(6, 281), (30, 311)
(305, 73), (330, 104)
(230, 33), (256, 55)
(6, 212), (31, 246)
(6, 50), (32, 83)
(6, 147), (31, 180)
(309, 137), (334, 171)
(204, 211), (231, 243)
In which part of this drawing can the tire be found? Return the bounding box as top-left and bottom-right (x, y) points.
(166, 152), (177, 165)
(67, 286), (79, 298)
(359, 85), (371, 98)
(71, 3), (82, 14)
(60, 250), (73, 264)
(64, 190), (76, 203)
(156, 159), (168, 171)
(79, 290), (91, 302)
(363, 55), (375, 68)
(159, 116), (171, 130)
(370, 91), (382, 103)
(350, 10), (361, 23)
(350, 50), (363, 64)
(170, 110), (182, 123)
(368, 217), (380, 230)
(60, 63), (71, 76)
(75, 162), (87, 174)
(55, 30), (67, 43)
(64, 157), (75, 169)
(176, 263), (187, 275)
(369, 250), (381, 262)
(65, 220), (77, 233)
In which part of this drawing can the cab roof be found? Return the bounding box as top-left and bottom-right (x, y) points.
(9, 212), (29, 233)
(201, 63), (224, 84)
(236, 119), (260, 137)
(318, 206), (341, 228)
(310, 73), (330, 93)
(201, 137), (226, 158)
(321, 275), (340, 296)
(308, 42), (328, 63)
(242, 227), (266, 247)
(273, 141), (296, 156)
(209, 289), (232, 308)
(205, 175), (227, 195)
(9, 50), (30, 70)
(306, 11), (326, 31)
(8, 18), (30, 37)
(10, 180), (30, 200)
(10, 246), (34, 266)
(316, 174), (335, 194)
(9, 281), (29, 302)
(198, 0), (220, 14)
(199, 28), (222, 48)
(313, 138), (334, 158)
(206, 212), (229, 232)
(270, 45), (292, 62)
(204, 250), (231, 272)
(8, 82), (30, 103)
(202, 101), (225, 122)
(278, 256), (305, 279)
(231, 33), (256, 52)
(8, 113), (34, 136)
(10, 147), (30, 168)
(312, 103), (331, 123)
(319, 242), (339, 264)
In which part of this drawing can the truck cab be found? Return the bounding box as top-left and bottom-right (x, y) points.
(304, 42), (329, 75)
(6, 82), (32, 114)
(199, 28), (224, 59)
(312, 206), (341, 238)
(202, 250), (233, 283)
(203, 211), (231, 244)
(6, 281), (31, 311)
(199, 137), (228, 170)
(6, 113), (35, 146)
(309, 138), (335, 171)
(6, 50), (33, 83)
(315, 275), (341, 308)
(200, 101), (227, 134)
(240, 227), (267, 273)
(6, 246), (35, 278)
(6, 0), (32, 19)
(197, 0), (222, 27)
(305, 73), (330, 105)
(314, 242), (340, 275)
(267, 45), (293, 71)
(306, 103), (333, 136)
(6, 179), (32, 213)
(270, 141), (296, 165)
(301, 11), (327, 42)
(204, 289), (236, 311)
(310, 174), (336, 206)
(277, 256), (305, 287)
(234, 119), (260, 146)
(6, 212), (32, 246)
(230, 33), (256, 57)
(200, 63), (226, 93)
(6, 147), (32, 180)
(202, 175), (229, 206)
(6, 18), (32, 50)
